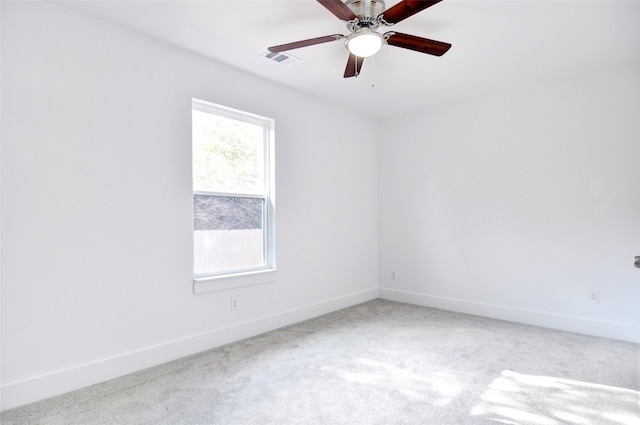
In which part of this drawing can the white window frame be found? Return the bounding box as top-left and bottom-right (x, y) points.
(192, 99), (276, 292)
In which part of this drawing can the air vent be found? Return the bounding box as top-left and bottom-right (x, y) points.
(261, 51), (300, 66)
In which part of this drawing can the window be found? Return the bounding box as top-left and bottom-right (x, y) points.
(192, 99), (275, 280)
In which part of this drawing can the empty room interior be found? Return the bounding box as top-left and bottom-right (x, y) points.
(1, 1), (639, 424)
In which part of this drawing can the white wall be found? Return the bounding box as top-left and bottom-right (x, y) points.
(378, 64), (640, 343)
(0, 2), (378, 409)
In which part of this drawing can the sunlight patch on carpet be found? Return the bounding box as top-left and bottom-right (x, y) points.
(323, 357), (462, 406)
(471, 370), (640, 425)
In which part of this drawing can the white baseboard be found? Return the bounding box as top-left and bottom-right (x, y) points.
(379, 288), (640, 344)
(0, 287), (379, 411)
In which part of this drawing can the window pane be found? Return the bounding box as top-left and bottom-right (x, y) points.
(192, 99), (275, 280)
(193, 195), (265, 274)
(192, 109), (264, 194)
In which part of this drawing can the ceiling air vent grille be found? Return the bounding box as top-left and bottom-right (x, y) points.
(261, 51), (300, 66)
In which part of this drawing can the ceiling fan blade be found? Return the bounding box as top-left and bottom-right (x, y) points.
(344, 53), (364, 78)
(317, 0), (358, 21)
(385, 32), (451, 56)
(380, 0), (442, 25)
(268, 34), (343, 53)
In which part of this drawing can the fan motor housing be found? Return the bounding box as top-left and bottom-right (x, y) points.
(345, 0), (386, 20)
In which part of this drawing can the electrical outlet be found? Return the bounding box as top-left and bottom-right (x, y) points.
(391, 271), (398, 280)
(589, 290), (600, 304)
(231, 296), (239, 310)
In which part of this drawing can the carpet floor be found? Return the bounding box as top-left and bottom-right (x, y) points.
(2, 299), (639, 424)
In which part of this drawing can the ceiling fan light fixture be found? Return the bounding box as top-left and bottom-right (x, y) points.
(267, 0), (452, 78)
(346, 29), (383, 57)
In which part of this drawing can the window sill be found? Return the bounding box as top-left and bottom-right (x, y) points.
(193, 268), (278, 294)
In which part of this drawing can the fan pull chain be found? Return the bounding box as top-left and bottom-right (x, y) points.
(371, 55), (375, 87)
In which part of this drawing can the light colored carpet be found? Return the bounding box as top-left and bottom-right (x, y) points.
(2, 299), (639, 424)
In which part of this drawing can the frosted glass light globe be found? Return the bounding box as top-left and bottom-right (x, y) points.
(346, 29), (383, 58)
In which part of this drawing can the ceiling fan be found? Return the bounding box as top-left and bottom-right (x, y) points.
(268, 0), (452, 78)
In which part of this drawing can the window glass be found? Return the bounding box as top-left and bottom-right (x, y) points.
(192, 99), (274, 278)
(193, 195), (265, 274)
(192, 109), (264, 194)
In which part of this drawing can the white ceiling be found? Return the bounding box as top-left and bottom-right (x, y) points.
(54, 0), (640, 119)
